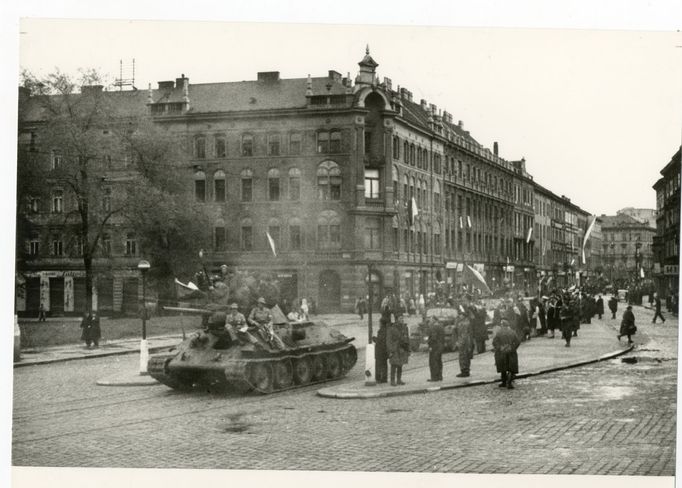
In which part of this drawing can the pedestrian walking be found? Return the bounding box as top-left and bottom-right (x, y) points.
(546, 295), (560, 338)
(595, 294), (604, 320)
(80, 310), (101, 348)
(618, 305), (637, 344)
(652, 292), (666, 324)
(387, 316), (410, 386)
(493, 318), (520, 389)
(608, 295), (618, 319)
(427, 317), (445, 381)
(456, 308), (474, 377)
(355, 296), (364, 319)
(373, 318), (389, 384)
(559, 294), (577, 347)
(473, 304), (488, 353)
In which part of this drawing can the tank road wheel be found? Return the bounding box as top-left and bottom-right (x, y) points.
(273, 359), (294, 389)
(293, 357), (313, 385)
(249, 362), (274, 394)
(340, 347), (357, 373)
(325, 352), (342, 379)
(311, 355), (326, 381)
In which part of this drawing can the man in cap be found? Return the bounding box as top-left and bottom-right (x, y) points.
(248, 297), (285, 349)
(493, 318), (520, 389)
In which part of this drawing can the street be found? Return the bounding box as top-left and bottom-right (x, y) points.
(12, 305), (676, 475)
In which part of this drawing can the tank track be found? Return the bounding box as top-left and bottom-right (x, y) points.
(149, 343), (357, 394)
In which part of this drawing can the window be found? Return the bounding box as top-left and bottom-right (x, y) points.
(51, 235), (63, 256)
(194, 136), (206, 159)
(268, 168), (280, 201)
(73, 235), (84, 256)
(318, 130), (341, 153)
(364, 132), (372, 154)
(364, 217), (381, 249)
(102, 187), (112, 212)
(215, 136), (227, 158)
(51, 151), (63, 170)
(392, 136), (400, 160)
(289, 219), (302, 250)
(288, 168), (301, 200)
(364, 169), (380, 199)
(242, 134), (254, 156)
(433, 181), (441, 209)
(101, 233), (111, 256)
(214, 220), (226, 251)
(52, 189), (63, 213)
(317, 211), (341, 249)
(125, 233), (138, 256)
(403, 141), (409, 163)
(268, 134), (281, 155)
(241, 169), (253, 202)
(392, 166), (400, 203)
(289, 133), (302, 155)
(317, 160), (341, 200)
(193, 171), (206, 202)
(241, 220), (253, 250)
(214, 170), (226, 202)
(27, 197), (40, 214)
(28, 237), (40, 256)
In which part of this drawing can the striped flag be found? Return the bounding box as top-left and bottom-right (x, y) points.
(266, 231), (277, 257)
(581, 215), (597, 264)
(526, 227), (533, 244)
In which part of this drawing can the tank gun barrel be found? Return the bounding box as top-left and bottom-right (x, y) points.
(163, 306), (214, 315)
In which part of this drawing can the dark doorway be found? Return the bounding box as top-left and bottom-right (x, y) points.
(73, 277), (87, 313)
(318, 270), (341, 313)
(98, 278), (114, 313)
(122, 278), (139, 315)
(49, 277), (64, 314)
(26, 278), (40, 313)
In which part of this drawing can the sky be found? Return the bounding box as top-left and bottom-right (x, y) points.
(15, 18), (682, 216)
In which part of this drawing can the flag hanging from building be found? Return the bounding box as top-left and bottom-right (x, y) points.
(266, 231), (277, 257)
(581, 215), (597, 264)
(459, 216), (464, 229)
(467, 215), (472, 228)
(526, 226), (533, 244)
(463, 264), (492, 295)
(409, 197), (419, 226)
(640, 267), (645, 279)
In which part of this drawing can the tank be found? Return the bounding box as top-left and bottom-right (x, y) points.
(147, 306), (357, 394)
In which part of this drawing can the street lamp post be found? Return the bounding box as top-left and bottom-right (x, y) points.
(137, 259), (151, 374)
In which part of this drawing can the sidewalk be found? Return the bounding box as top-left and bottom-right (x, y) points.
(13, 313), (373, 368)
(317, 317), (634, 399)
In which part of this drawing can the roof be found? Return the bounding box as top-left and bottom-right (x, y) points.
(599, 213), (656, 231)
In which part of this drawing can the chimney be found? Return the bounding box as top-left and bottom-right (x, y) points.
(430, 103), (437, 114)
(175, 74), (189, 90)
(493, 141), (499, 156)
(257, 71), (280, 82)
(328, 70), (342, 81)
(420, 99), (428, 110)
(383, 77), (392, 91)
(81, 85), (104, 94)
(458, 120), (463, 129)
(158, 81), (174, 93)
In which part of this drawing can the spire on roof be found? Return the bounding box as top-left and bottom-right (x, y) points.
(147, 83), (153, 104)
(366, 44), (370, 55)
(306, 74), (313, 97)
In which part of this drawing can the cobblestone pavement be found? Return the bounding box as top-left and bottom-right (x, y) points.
(12, 305), (676, 475)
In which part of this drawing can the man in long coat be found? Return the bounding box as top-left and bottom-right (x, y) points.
(373, 318), (389, 384)
(427, 317), (445, 382)
(608, 295), (618, 319)
(387, 316), (410, 386)
(652, 292), (666, 324)
(493, 318), (520, 389)
(456, 309), (474, 377)
(595, 295), (604, 320)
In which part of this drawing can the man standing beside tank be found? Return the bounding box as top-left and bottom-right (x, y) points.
(387, 315), (410, 386)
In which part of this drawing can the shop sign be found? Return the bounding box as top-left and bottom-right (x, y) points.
(664, 264), (679, 276)
(446, 262), (458, 269)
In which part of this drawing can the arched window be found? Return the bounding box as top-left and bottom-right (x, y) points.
(214, 170), (226, 202)
(289, 217), (303, 250)
(214, 218), (226, 251)
(268, 134), (281, 156)
(289, 132), (302, 155)
(240, 218), (253, 251)
(240, 169), (253, 202)
(392, 165), (400, 203)
(317, 160), (341, 200)
(410, 144), (416, 167)
(402, 174), (409, 206)
(433, 221), (441, 255)
(125, 232), (138, 256)
(51, 188), (64, 213)
(317, 210), (341, 249)
(433, 181), (441, 210)
(288, 168), (301, 200)
(214, 135), (227, 158)
(403, 141), (409, 164)
(268, 168), (280, 201)
(193, 171), (206, 202)
(409, 176), (416, 203)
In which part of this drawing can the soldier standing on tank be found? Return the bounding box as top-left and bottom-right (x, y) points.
(248, 297), (286, 349)
(373, 317), (389, 384)
(427, 317), (444, 382)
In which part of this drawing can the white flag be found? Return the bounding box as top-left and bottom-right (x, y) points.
(266, 231), (277, 257)
(459, 216), (463, 229)
(467, 216), (472, 228)
(640, 267), (645, 279)
(581, 215), (597, 264)
(526, 227), (533, 244)
(410, 197), (419, 225)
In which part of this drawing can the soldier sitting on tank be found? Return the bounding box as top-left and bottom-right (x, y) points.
(248, 297), (286, 349)
(226, 303), (261, 347)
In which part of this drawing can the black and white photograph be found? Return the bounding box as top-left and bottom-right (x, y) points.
(4, 2), (682, 487)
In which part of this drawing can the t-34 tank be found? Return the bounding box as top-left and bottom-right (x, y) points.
(148, 306), (357, 393)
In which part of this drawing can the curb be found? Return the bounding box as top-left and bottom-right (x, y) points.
(316, 344), (635, 399)
(95, 373), (163, 387)
(13, 343), (178, 369)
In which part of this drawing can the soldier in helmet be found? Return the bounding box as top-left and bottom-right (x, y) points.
(225, 302), (259, 346)
(248, 297), (286, 349)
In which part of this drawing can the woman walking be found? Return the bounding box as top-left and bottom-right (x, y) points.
(618, 305), (637, 344)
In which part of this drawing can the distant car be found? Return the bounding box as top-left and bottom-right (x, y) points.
(409, 307), (459, 352)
